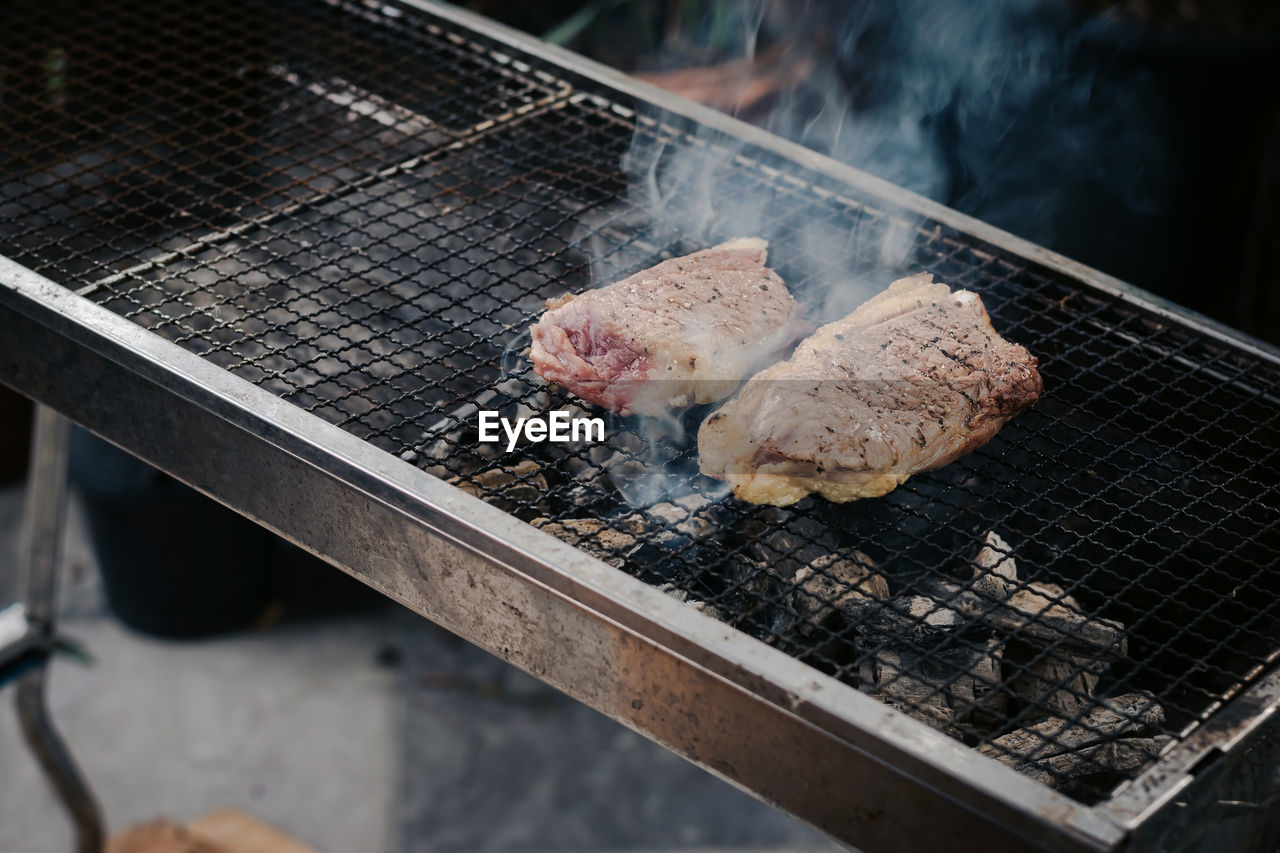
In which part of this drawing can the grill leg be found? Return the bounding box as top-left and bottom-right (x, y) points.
(16, 668), (105, 853)
(14, 405), (105, 853)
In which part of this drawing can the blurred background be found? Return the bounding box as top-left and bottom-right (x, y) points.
(1, 0), (1277, 851)
(481, 0), (1280, 346)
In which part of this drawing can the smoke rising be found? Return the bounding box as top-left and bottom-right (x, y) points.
(615, 0), (1171, 310)
(555, 0), (1172, 505)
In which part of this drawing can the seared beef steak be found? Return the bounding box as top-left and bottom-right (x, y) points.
(698, 273), (1042, 505)
(530, 238), (807, 417)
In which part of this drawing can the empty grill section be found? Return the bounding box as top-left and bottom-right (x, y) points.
(3, 0), (1278, 808)
(1, 0), (565, 285)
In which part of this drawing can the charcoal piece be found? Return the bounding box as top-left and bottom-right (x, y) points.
(746, 507), (844, 576)
(571, 427), (684, 507)
(656, 583), (727, 622)
(852, 534), (1024, 735)
(1018, 736), (1175, 793)
(1008, 581), (1088, 625)
(449, 460), (548, 513)
(928, 578), (1127, 658)
(646, 493), (716, 538)
(626, 540), (715, 590)
(974, 530), (1019, 582)
(558, 479), (615, 510)
(617, 493), (716, 543)
(791, 551), (889, 628)
(1010, 649), (1104, 719)
(970, 530), (1018, 601)
(843, 594), (964, 646)
(423, 441), (501, 481)
(955, 638), (1007, 728)
(1002, 583), (1113, 717)
(561, 442), (619, 485)
(855, 593), (1007, 733)
(979, 691), (1165, 766)
(955, 536), (1125, 711)
(717, 553), (806, 647)
(722, 554), (780, 602)
(870, 635), (1005, 736)
(529, 517), (639, 568)
(746, 507), (891, 638)
(754, 550), (891, 675)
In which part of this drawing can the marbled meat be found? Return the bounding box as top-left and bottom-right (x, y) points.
(530, 238), (807, 417)
(698, 273), (1042, 505)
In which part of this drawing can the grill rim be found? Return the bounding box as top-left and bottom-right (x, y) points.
(2, 0), (1279, 847)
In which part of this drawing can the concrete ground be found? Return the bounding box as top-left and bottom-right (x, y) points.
(0, 483), (844, 853)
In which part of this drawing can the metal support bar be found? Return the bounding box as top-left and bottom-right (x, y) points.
(14, 404), (104, 853)
(16, 668), (105, 853)
(19, 406), (72, 630)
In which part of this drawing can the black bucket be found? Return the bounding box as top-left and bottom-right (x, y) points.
(69, 428), (277, 638)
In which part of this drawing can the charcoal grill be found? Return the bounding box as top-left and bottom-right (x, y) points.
(3, 0), (1280, 850)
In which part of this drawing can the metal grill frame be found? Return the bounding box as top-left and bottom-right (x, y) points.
(3, 1), (1280, 850)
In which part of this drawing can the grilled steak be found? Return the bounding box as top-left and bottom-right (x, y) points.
(698, 273), (1042, 505)
(530, 238), (807, 417)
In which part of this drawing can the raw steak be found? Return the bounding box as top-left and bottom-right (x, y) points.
(698, 273), (1042, 505)
(530, 238), (807, 417)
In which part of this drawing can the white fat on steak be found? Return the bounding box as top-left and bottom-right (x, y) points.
(530, 238), (808, 417)
(698, 273), (1043, 505)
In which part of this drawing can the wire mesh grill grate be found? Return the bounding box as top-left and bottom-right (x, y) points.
(4, 0), (1279, 806)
